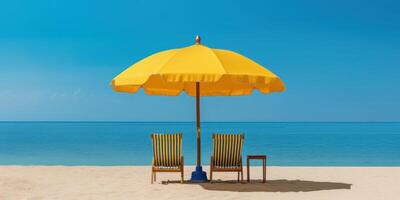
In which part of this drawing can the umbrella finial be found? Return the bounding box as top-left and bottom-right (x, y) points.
(195, 35), (201, 44)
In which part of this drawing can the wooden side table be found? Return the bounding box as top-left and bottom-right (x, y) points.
(247, 155), (267, 183)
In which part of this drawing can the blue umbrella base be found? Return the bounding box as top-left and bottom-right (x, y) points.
(190, 166), (208, 182)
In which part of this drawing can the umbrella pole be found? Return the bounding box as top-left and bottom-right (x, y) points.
(191, 82), (208, 182)
(196, 82), (201, 166)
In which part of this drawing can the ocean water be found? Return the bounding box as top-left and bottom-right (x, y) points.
(0, 122), (399, 166)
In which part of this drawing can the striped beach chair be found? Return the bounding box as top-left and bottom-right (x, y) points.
(210, 133), (244, 183)
(151, 133), (184, 184)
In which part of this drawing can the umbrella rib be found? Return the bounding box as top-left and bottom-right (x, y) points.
(156, 47), (184, 79)
(208, 48), (227, 75)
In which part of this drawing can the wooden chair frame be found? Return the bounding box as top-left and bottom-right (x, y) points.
(210, 133), (244, 183)
(151, 133), (184, 184)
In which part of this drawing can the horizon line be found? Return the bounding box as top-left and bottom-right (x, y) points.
(0, 120), (399, 123)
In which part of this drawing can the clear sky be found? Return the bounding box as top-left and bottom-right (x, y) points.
(0, 0), (399, 121)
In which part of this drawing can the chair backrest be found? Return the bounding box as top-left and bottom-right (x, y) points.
(151, 133), (183, 167)
(212, 133), (244, 168)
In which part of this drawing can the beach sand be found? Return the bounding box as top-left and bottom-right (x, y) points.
(1, 166), (399, 200)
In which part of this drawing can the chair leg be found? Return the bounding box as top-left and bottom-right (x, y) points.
(181, 172), (184, 183)
(210, 157), (213, 183)
(151, 171), (153, 184)
(237, 172), (240, 182)
(181, 166), (184, 183)
(241, 169), (243, 183)
(181, 157), (184, 184)
(154, 172), (156, 182)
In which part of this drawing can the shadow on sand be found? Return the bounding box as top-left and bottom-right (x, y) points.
(162, 179), (351, 192)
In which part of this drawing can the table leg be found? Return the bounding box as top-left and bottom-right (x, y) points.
(247, 157), (250, 182)
(263, 158), (266, 183)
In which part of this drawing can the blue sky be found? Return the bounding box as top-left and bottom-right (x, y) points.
(0, 0), (399, 121)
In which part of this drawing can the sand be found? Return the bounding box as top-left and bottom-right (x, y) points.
(1, 166), (399, 200)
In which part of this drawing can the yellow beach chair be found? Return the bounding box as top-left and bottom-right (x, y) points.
(210, 133), (244, 183)
(150, 133), (184, 184)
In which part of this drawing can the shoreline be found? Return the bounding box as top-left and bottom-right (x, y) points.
(2, 165), (400, 167)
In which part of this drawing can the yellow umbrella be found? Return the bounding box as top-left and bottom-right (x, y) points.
(111, 36), (285, 181)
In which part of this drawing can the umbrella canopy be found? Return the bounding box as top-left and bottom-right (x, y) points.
(111, 36), (285, 182)
(111, 36), (285, 96)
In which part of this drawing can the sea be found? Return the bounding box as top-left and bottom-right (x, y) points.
(0, 122), (399, 166)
